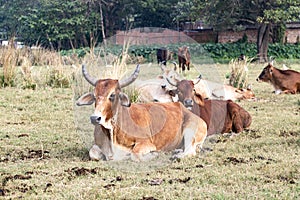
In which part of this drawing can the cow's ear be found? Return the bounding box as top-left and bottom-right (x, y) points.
(168, 89), (177, 97)
(269, 66), (273, 73)
(76, 93), (95, 106)
(157, 75), (164, 79)
(193, 91), (204, 106)
(119, 92), (131, 107)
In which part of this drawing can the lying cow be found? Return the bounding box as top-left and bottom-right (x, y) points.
(256, 63), (300, 94)
(164, 72), (255, 101)
(177, 46), (191, 73)
(133, 62), (180, 103)
(76, 64), (207, 161)
(167, 79), (252, 136)
(193, 78), (256, 101)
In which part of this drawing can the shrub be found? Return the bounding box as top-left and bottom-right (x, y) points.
(46, 68), (71, 88)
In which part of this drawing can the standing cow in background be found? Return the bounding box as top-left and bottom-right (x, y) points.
(177, 46), (191, 73)
(256, 63), (300, 94)
(156, 47), (173, 66)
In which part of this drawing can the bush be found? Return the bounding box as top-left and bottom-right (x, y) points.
(46, 68), (71, 88)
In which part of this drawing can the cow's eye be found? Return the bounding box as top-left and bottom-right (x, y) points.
(109, 93), (116, 101)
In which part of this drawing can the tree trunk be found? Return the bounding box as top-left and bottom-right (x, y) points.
(257, 23), (271, 63)
(99, 1), (106, 48)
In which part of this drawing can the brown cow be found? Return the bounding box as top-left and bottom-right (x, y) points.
(168, 79), (252, 136)
(76, 65), (207, 161)
(256, 63), (300, 94)
(177, 46), (191, 73)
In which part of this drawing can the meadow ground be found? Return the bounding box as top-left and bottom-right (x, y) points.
(0, 61), (299, 199)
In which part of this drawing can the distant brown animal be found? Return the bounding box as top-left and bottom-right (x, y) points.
(256, 63), (300, 94)
(168, 79), (252, 136)
(76, 65), (207, 161)
(177, 46), (191, 73)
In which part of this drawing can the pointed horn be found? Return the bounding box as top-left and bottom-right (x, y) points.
(247, 84), (252, 90)
(193, 74), (202, 85)
(166, 77), (178, 87)
(82, 65), (97, 86)
(159, 62), (166, 71)
(119, 64), (140, 88)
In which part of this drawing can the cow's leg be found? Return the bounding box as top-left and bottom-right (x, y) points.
(282, 89), (296, 94)
(182, 64), (185, 73)
(173, 120), (207, 159)
(131, 141), (157, 161)
(89, 145), (105, 161)
(231, 112), (243, 133)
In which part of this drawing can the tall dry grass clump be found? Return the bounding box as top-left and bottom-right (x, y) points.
(228, 56), (253, 88)
(0, 43), (78, 89)
(0, 42), (18, 87)
(72, 40), (137, 100)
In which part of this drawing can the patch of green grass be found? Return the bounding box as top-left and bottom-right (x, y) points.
(0, 62), (299, 199)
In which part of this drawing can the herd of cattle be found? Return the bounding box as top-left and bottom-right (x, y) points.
(76, 48), (300, 161)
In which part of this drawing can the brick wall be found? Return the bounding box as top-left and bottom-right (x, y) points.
(115, 27), (300, 45)
(115, 28), (194, 45)
(285, 29), (300, 43)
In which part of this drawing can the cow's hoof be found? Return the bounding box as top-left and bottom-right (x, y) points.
(89, 145), (105, 161)
(172, 149), (183, 154)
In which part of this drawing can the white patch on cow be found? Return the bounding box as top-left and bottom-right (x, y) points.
(274, 89), (282, 94)
(171, 127), (197, 159)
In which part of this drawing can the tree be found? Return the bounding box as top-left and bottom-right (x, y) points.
(176, 0), (300, 62)
(0, 0), (36, 42)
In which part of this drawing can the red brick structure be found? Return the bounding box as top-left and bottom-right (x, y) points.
(115, 24), (300, 45)
(115, 28), (194, 45)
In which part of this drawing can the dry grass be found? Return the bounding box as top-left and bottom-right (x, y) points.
(0, 59), (299, 199)
(228, 56), (254, 88)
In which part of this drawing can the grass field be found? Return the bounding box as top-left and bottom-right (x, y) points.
(0, 60), (299, 199)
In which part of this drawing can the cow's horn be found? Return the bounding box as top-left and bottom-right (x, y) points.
(82, 65), (97, 86)
(166, 77), (177, 87)
(193, 74), (202, 85)
(119, 64), (140, 88)
(247, 84), (252, 90)
(159, 62), (166, 71)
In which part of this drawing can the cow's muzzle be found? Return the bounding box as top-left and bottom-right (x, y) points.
(90, 114), (101, 125)
(183, 99), (193, 109)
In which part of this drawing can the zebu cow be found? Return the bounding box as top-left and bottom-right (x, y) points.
(256, 63), (300, 94)
(177, 46), (191, 73)
(76, 65), (207, 161)
(133, 62), (180, 103)
(167, 79), (252, 136)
